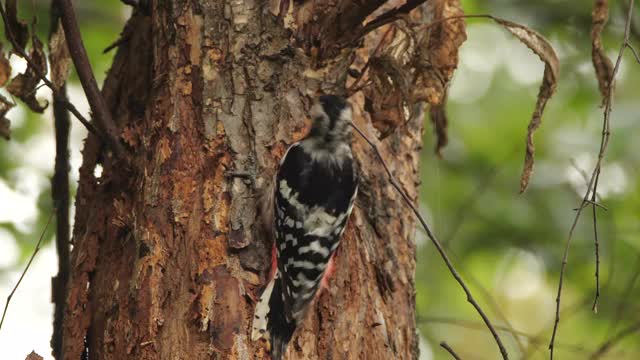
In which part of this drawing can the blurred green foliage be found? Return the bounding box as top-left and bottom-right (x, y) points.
(417, 0), (640, 359)
(0, 1), (639, 359)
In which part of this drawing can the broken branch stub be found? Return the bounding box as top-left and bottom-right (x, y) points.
(49, 20), (72, 90)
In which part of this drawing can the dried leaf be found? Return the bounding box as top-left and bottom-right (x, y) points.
(365, 55), (409, 137)
(0, 46), (11, 87)
(0, 93), (15, 140)
(48, 20), (72, 89)
(413, 0), (466, 106)
(24, 351), (43, 360)
(490, 17), (559, 193)
(591, 0), (614, 103)
(7, 34), (48, 113)
(430, 97), (448, 157)
(5, 0), (29, 49)
(0, 118), (9, 140)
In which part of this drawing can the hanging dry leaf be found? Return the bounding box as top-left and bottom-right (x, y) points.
(0, 46), (11, 87)
(591, 0), (614, 103)
(5, 0), (29, 49)
(49, 20), (72, 89)
(429, 94), (448, 157)
(0, 117), (10, 140)
(24, 351), (44, 360)
(365, 55), (410, 137)
(0, 93), (14, 140)
(7, 34), (48, 113)
(489, 17), (559, 193)
(413, 0), (466, 106)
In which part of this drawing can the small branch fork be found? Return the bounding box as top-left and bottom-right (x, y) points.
(350, 122), (509, 360)
(57, 0), (126, 159)
(548, 0), (636, 358)
(0, 212), (54, 332)
(0, 1), (126, 159)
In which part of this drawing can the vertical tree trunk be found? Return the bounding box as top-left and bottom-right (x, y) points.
(62, 1), (423, 359)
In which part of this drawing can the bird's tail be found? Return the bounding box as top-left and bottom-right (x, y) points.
(252, 273), (296, 360)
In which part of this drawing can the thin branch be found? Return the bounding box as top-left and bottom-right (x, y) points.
(605, 252), (640, 337)
(420, 316), (599, 356)
(591, 169), (601, 313)
(357, 0), (428, 39)
(351, 122), (509, 359)
(420, 221), (527, 355)
(0, 3), (100, 138)
(0, 212), (54, 332)
(548, 0), (636, 358)
(103, 33), (130, 54)
(589, 321), (640, 359)
(440, 342), (462, 360)
(442, 165), (501, 248)
(627, 43), (640, 64)
(58, 0), (126, 159)
(49, 2), (71, 358)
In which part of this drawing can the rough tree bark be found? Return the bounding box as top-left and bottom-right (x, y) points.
(61, 1), (434, 359)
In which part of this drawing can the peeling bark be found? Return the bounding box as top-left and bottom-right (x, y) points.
(62, 1), (423, 359)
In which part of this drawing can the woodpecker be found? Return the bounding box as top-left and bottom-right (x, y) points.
(252, 95), (358, 359)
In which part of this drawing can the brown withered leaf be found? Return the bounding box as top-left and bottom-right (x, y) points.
(413, 0), (466, 106)
(5, 0), (29, 49)
(490, 17), (559, 193)
(365, 55), (410, 138)
(0, 118), (9, 140)
(24, 351), (43, 360)
(591, 0), (614, 104)
(48, 20), (72, 89)
(0, 94), (15, 140)
(0, 46), (11, 87)
(7, 34), (48, 113)
(430, 95), (448, 157)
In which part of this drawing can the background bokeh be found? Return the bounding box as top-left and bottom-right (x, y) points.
(0, 1), (639, 359)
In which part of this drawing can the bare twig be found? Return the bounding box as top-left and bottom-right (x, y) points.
(0, 212), (54, 332)
(419, 316), (599, 356)
(58, 0), (126, 159)
(605, 252), (640, 337)
(591, 170), (601, 313)
(103, 33), (130, 54)
(351, 122), (509, 359)
(548, 0), (636, 358)
(0, 3), (100, 138)
(440, 342), (462, 360)
(627, 43), (640, 64)
(442, 165), (501, 248)
(589, 321), (640, 359)
(421, 218), (527, 355)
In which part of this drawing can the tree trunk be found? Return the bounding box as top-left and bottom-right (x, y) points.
(61, 1), (424, 359)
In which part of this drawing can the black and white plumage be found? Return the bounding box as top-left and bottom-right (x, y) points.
(252, 95), (358, 359)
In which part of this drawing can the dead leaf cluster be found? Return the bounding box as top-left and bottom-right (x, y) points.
(0, 2), (73, 142)
(356, 0), (560, 191)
